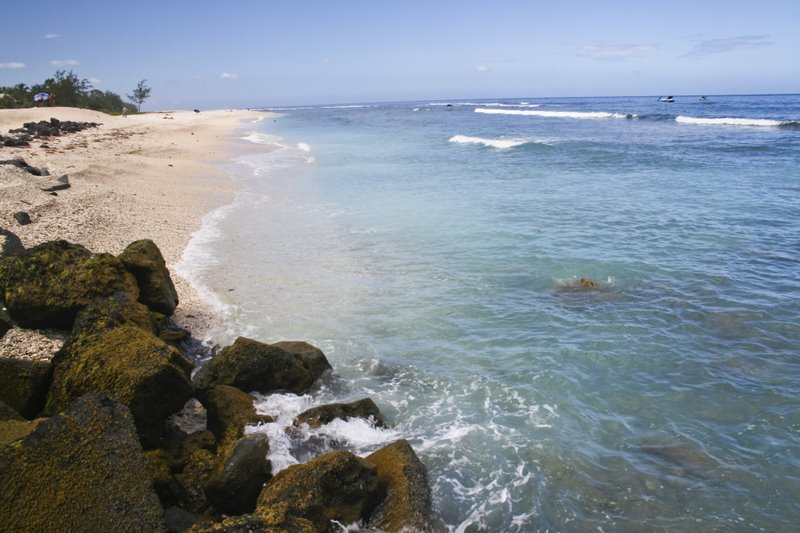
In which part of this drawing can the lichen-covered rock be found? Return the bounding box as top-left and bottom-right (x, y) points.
(0, 394), (166, 532)
(71, 290), (158, 337)
(255, 450), (383, 532)
(0, 417), (45, 446)
(204, 433), (272, 515)
(0, 227), (23, 259)
(45, 322), (193, 447)
(187, 510), (315, 533)
(0, 357), (52, 419)
(271, 341), (333, 381)
(203, 385), (273, 442)
(293, 397), (387, 429)
(194, 337), (331, 396)
(175, 448), (218, 514)
(0, 240), (139, 329)
(365, 439), (445, 533)
(118, 239), (179, 315)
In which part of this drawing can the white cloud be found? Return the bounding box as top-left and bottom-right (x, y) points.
(683, 35), (771, 58)
(44, 33), (61, 39)
(578, 43), (658, 61)
(221, 72), (239, 79)
(476, 65), (490, 72)
(89, 77), (101, 84)
(50, 59), (80, 66)
(0, 62), (26, 69)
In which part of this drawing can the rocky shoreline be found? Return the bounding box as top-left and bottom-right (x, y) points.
(0, 235), (444, 532)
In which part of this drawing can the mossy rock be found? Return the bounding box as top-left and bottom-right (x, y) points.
(0, 399), (24, 421)
(71, 290), (158, 337)
(0, 357), (53, 419)
(204, 433), (272, 516)
(203, 385), (273, 442)
(187, 510), (315, 533)
(0, 240), (139, 329)
(175, 448), (218, 514)
(255, 450), (383, 532)
(365, 439), (445, 532)
(0, 417), (45, 446)
(194, 337), (332, 396)
(293, 397), (387, 429)
(118, 239), (179, 315)
(45, 322), (193, 447)
(0, 394), (166, 532)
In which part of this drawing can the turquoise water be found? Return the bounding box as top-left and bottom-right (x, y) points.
(178, 95), (800, 531)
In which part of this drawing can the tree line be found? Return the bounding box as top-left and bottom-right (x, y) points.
(0, 70), (150, 113)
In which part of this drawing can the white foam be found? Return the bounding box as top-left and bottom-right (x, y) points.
(240, 130), (284, 145)
(675, 115), (786, 127)
(449, 134), (532, 150)
(475, 107), (633, 120)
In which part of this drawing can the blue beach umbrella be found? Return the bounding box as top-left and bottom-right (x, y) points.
(33, 92), (49, 102)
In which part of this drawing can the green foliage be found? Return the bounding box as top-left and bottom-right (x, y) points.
(0, 70), (139, 113)
(126, 79), (152, 112)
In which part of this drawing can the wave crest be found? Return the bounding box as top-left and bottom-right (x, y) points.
(449, 134), (543, 149)
(676, 115), (796, 127)
(475, 108), (634, 120)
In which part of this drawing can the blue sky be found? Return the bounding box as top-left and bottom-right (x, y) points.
(1, 0), (798, 109)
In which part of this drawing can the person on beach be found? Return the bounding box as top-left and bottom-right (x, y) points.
(122, 106), (128, 117)
(49, 93), (56, 106)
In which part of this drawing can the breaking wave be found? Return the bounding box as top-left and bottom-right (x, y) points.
(475, 108), (635, 119)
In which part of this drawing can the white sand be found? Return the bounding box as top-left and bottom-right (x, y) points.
(1, 107), (269, 356)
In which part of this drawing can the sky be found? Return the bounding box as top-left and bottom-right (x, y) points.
(1, 0), (798, 109)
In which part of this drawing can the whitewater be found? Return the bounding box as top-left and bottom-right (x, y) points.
(178, 94), (800, 531)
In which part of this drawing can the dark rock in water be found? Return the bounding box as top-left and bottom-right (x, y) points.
(294, 397), (388, 429)
(0, 394), (166, 532)
(272, 340), (334, 381)
(366, 439), (445, 533)
(194, 337), (332, 396)
(45, 322), (193, 448)
(118, 239), (179, 315)
(203, 384), (273, 442)
(204, 433), (272, 516)
(256, 450), (383, 532)
(0, 240), (139, 329)
(12, 211), (31, 225)
(0, 227), (24, 259)
(40, 174), (70, 192)
(0, 399), (25, 421)
(0, 357), (53, 419)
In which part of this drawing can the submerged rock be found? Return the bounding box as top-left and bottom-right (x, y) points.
(194, 337), (332, 396)
(118, 239), (179, 315)
(293, 397), (387, 429)
(256, 450), (383, 532)
(0, 394), (166, 532)
(366, 439), (445, 532)
(46, 322), (193, 447)
(0, 240), (139, 329)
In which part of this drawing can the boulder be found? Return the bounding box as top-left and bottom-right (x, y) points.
(175, 448), (218, 514)
(204, 385), (273, 442)
(194, 337), (331, 396)
(0, 417), (45, 446)
(118, 239), (179, 315)
(255, 450), (383, 532)
(186, 510), (315, 533)
(71, 290), (158, 337)
(0, 240), (139, 329)
(365, 439), (444, 532)
(46, 322), (193, 447)
(271, 341), (333, 380)
(0, 227), (24, 258)
(294, 397), (387, 429)
(0, 394), (166, 532)
(0, 357), (52, 419)
(204, 433), (272, 515)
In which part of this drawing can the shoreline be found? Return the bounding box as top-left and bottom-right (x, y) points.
(1, 106), (268, 349)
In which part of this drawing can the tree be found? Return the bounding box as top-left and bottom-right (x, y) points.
(127, 79), (151, 112)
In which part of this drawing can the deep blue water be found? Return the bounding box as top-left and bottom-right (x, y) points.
(178, 94), (800, 531)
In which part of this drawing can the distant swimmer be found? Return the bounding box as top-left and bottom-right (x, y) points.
(658, 96), (674, 103)
(699, 95), (707, 101)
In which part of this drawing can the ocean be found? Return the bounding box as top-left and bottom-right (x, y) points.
(176, 94), (800, 531)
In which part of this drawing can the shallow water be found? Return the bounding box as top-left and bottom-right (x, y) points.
(177, 95), (800, 531)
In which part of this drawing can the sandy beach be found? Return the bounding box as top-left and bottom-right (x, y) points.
(1, 106), (267, 350)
